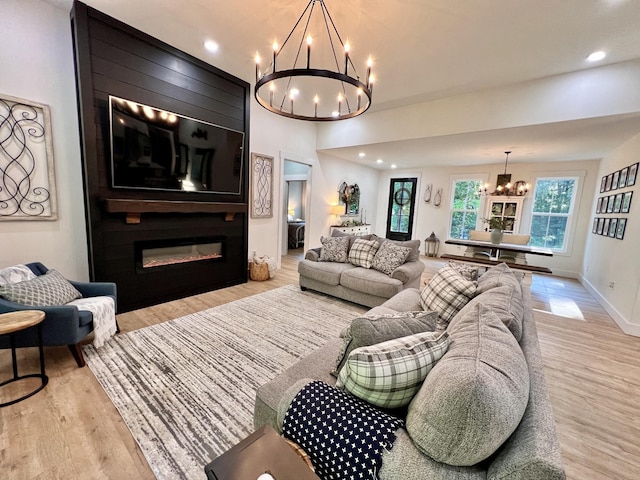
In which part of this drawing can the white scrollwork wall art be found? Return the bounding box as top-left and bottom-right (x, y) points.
(0, 94), (57, 220)
(250, 153), (274, 218)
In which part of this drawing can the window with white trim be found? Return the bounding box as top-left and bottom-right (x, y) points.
(529, 177), (578, 251)
(449, 178), (482, 239)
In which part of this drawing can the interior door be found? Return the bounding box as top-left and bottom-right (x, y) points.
(386, 178), (418, 240)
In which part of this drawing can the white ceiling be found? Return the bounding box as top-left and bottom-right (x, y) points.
(45, 0), (640, 168)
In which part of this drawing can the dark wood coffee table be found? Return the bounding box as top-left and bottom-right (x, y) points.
(204, 424), (319, 480)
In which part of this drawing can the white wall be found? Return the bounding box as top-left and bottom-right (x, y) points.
(317, 59), (640, 150)
(0, 0), (88, 280)
(307, 153), (380, 248)
(582, 132), (640, 334)
(376, 158), (599, 276)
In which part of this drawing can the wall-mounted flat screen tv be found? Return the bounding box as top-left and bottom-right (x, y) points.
(109, 95), (244, 195)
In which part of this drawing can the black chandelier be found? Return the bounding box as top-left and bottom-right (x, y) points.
(254, 0), (374, 121)
(479, 151), (530, 197)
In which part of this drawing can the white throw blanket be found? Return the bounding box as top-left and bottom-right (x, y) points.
(67, 296), (117, 348)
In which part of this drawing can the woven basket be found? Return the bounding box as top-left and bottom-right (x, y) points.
(249, 262), (270, 281)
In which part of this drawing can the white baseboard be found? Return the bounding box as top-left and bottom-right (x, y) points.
(579, 275), (640, 337)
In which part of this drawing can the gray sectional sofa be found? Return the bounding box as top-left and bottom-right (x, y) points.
(254, 263), (566, 480)
(298, 234), (425, 308)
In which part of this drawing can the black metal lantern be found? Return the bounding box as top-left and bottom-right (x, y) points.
(425, 231), (440, 257)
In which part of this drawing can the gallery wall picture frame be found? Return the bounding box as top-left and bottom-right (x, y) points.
(601, 196), (608, 213)
(616, 218), (627, 240)
(597, 217), (604, 235)
(613, 193), (623, 213)
(0, 93), (58, 220)
(609, 218), (618, 237)
(605, 173), (613, 191)
(621, 190), (633, 213)
(592, 217), (598, 234)
(612, 170), (620, 190)
(600, 176), (607, 193)
(596, 197), (602, 214)
(603, 218), (610, 235)
(607, 195), (615, 213)
(619, 167), (629, 188)
(628, 162), (638, 187)
(250, 152), (274, 218)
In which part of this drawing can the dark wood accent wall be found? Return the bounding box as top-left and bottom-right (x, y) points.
(71, 1), (250, 312)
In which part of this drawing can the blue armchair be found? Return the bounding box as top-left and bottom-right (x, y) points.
(0, 262), (118, 367)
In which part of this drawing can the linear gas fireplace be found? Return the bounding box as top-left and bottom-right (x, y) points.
(135, 236), (226, 272)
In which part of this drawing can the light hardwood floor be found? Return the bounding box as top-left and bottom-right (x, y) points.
(1, 252), (639, 479)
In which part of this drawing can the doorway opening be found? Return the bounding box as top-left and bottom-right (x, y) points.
(386, 177), (418, 241)
(282, 160), (311, 257)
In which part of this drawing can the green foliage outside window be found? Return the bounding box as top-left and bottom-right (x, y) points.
(529, 178), (576, 250)
(450, 180), (482, 239)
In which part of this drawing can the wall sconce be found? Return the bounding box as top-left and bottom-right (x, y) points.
(424, 231), (440, 257)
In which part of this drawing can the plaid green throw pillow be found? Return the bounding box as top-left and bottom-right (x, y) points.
(419, 264), (477, 327)
(0, 269), (82, 306)
(348, 238), (379, 268)
(337, 330), (449, 409)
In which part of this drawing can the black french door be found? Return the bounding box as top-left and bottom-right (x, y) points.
(386, 177), (418, 241)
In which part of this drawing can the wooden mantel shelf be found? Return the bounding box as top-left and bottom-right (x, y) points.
(104, 198), (247, 224)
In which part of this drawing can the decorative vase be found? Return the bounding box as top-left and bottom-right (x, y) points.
(491, 229), (504, 245)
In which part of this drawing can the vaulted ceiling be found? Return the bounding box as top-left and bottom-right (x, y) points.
(46, 0), (640, 168)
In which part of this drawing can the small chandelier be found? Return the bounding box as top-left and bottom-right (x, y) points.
(479, 151), (530, 197)
(254, 0), (374, 121)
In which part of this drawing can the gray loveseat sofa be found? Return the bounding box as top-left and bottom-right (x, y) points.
(298, 233), (425, 308)
(254, 263), (566, 479)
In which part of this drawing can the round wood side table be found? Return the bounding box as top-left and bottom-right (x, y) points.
(0, 310), (48, 407)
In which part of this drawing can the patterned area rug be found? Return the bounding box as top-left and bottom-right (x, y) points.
(83, 285), (365, 479)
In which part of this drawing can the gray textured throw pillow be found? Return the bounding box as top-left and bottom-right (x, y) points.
(318, 235), (350, 263)
(406, 303), (530, 466)
(332, 310), (439, 376)
(0, 269), (82, 306)
(371, 240), (412, 275)
(450, 284), (525, 341)
(476, 262), (522, 295)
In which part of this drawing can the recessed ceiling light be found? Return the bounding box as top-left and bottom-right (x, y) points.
(587, 50), (606, 62)
(390, 164), (397, 169)
(204, 40), (219, 53)
(376, 159), (383, 164)
(358, 152), (366, 158)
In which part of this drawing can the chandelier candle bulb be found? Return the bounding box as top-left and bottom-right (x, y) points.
(338, 93), (343, 115)
(269, 84), (275, 107)
(255, 53), (261, 81)
(314, 95), (319, 117)
(366, 57), (372, 85)
(307, 35), (312, 68)
(344, 41), (350, 74)
(272, 41), (278, 71)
